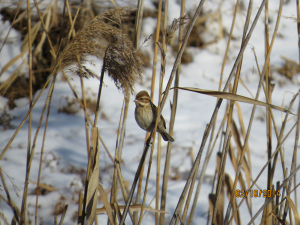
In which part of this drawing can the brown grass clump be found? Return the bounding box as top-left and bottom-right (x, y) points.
(277, 56), (300, 80)
(2, 76), (29, 109)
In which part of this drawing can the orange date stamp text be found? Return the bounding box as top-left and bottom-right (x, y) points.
(236, 189), (280, 198)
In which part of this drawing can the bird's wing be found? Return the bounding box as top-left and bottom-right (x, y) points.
(150, 101), (166, 129)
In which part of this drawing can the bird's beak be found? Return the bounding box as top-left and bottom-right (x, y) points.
(134, 100), (137, 103)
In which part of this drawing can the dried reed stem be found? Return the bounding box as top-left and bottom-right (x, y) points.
(212, 131), (232, 225)
(32, 0), (56, 58)
(248, 163), (300, 224)
(77, 192), (83, 224)
(294, 0), (300, 210)
(212, 0), (252, 221)
(150, 0), (163, 100)
(62, 71), (114, 163)
(115, 155), (136, 224)
(20, 0), (33, 222)
(80, 75), (92, 223)
(264, 1), (273, 223)
(188, 0), (240, 222)
(156, 135), (162, 225)
(110, 98), (125, 224)
(228, 122), (297, 223)
(133, 0), (145, 48)
(31, 3), (64, 220)
(297, 0), (300, 65)
(224, 0), (283, 221)
(0, 73), (52, 160)
(119, 137), (152, 225)
(160, 0), (185, 224)
(171, 0), (269, 223)
(252, 49), (288, 181)
(138, 41), (167, 225)
(58, 205), (68, 225)
(136, 0), (162, 221)
(34, 76), (57, 224)
(282, 94), (300, 222)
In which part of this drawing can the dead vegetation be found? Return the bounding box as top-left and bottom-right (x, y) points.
(0, 0), (300, 225)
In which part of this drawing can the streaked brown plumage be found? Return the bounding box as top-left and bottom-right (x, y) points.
(134, 90), (174, 142)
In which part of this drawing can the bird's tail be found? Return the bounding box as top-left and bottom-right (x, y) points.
(161, 132), (174, 142)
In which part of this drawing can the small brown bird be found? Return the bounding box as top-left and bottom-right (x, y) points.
(134, 90), (174, 142)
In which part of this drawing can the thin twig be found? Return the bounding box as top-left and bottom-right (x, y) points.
(35, 76), (57, 224)
(20, 0), (33, 222)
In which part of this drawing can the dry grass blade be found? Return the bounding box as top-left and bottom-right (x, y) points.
(224, 174), (241, 225)
(98, 184), (116, 225)
(248, 164), (300, 224)
(58, 205), (68, 225)
(212, 132), (231, 225)
(234, 101), (252, 176)
(230, 120), (251, 189)
(21, 21), (41, 52)
(271, 212), (286, 225)
(173, 87), (293, 114)
(161, 2), (186, 224)
(86, 127), (99, 225)
(114, 155), (136, 224)
(77, 192), (83, 224)
(0, 62), (24, 95)
(0, 211), (9, 225)
(208, 194), (223, 225)
(0, 51), (26, 77)
(119, 137), (151, 225)
(285, 196), (300, 224)
(228, 143), (247, 195)
(96, 204), (169, 214)
(228, 122), (297, 223)
(33, 5), (52, 56)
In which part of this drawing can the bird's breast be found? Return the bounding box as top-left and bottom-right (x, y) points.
(135, 106), (154, 132)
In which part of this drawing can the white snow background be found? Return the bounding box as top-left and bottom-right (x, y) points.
(0, 0), (300, 224)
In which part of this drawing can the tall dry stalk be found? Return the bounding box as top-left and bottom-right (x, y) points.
(170, 0), (270, 223)
(263, 1), (273, 224)
(225, 0), (283, 222)
(294, 0), (300, 210)
(188, 1), (241, 224)
(20, 0), (33, 223)
(34, 1), (73, 223)
(211, 0), (253, 222)
(160, 0), (186, 224)
(134, 0), (163, 220)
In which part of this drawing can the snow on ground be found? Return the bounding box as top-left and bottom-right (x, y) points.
(0, 0), (300, 224)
